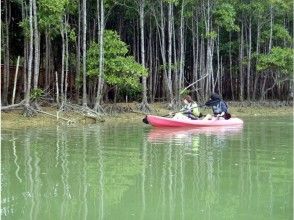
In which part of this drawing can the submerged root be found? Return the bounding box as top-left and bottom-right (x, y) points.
(103, 104), (133, 115)
(63, 102), (105, 122)
(22, 104), (37, 117)
(139, 101), (152, 113)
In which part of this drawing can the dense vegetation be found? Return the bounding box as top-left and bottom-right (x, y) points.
(1, 0), (293, 113)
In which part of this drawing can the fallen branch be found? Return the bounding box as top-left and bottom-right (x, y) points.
(180, 73), (209, 95)
(35, 109), (74, 124)
(63, 102), (105, 122)
(1, 100), (25, 111)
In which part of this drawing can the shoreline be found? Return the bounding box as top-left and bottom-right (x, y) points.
(1, 102), (293, 129)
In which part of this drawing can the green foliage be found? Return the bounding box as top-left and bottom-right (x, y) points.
(38, 0), (77, 35)
(261, 24), (292, 45)
(87, 30), (148, 90)
(213, 3), (239, 32)
(205, 31), (218, 40)
(119, 84), (142, 101)
(30, 88), (44, 101)
(179, 88), (190, 96)
(256, 47), (293, 76)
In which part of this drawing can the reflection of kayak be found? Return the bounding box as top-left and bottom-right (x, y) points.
(148, 126), (243, 142)
(146, 115), (243, 127)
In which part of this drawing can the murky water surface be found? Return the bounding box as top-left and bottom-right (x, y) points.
(1, 116), (293, 219)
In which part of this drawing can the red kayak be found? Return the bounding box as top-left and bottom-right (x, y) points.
(146, 115), (243, 127)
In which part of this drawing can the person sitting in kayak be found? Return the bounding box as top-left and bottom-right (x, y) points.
(203, 93), (231, 120)
(172, 95), (201, 120)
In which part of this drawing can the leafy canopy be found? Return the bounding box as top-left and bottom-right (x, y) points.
(87, 30), (148, 89)
(256, 47), (293, 76)
(213, 3), (239, 32)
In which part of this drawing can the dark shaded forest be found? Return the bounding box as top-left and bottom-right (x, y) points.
(1, 0), (293, 113)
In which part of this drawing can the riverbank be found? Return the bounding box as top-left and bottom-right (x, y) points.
(1, 101), (293, 129)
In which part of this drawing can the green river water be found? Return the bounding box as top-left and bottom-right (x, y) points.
(1, 116), (293, 220)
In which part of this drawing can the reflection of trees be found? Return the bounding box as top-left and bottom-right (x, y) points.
(1, 120), (292, 219)
(1, 125), (143, 219)
(139, 122), (292, 220)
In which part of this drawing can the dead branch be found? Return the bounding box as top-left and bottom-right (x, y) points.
(35, 109), (74, 123)
(1, 100), (25, 111)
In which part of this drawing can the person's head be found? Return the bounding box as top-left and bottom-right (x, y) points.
(183, 95), (193, 104)
(210, 93), (221, 100)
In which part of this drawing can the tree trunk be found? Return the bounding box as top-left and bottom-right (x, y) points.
(55, 71), (60, 105)
(178, 0), (185, 101)
(246, 18), (252, 100)
(253, 20), (260, 100)
(148, 21), (153, 102)
(76, 1), (81, 102)
(167, 2), (172, 93)
(61, 20), (65, 104)
(24, 0), (34, 111)
(139, 0), (150, 112)
(239, 22), (244, 101)
(229, 32), (234, 100)
(45, 30), (49, 89)
(64, 16), (69, 103)
(82, 0), (87, 106)
(94, 0), (104, 112)
(216, 28), (220, 93)
(172, 10), (178, 100)
(33, 0), (40, 89)
(12, 56), (20, 105)
(3, 0), (10, 106)
(158, 0), (173, 102)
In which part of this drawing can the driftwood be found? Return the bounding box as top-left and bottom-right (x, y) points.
(63, 102), (105, 122)
(1, 100), (25, 111)
(2, 99), (105, 123)
(36, 109), (74, 123)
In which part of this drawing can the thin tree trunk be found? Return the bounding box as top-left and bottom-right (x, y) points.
(3, 0), (10, 105)
(253, 20), (260, 100)
(229, 32), (234, 100)
(157, 0), (173, 102)
(22, 1), (27, 97)
(246, 18), (252, 100)
(239, 22), (244, 101)
(94, 0), (104, 112)
(33, 0), (40, 89)
(268, 5), (273, 52)
(216, 28), (220, 93)
(172, 11), (178, 100)
(25, 0), (33, 107)
(167, 2), (172, 90)
(139, 0), (150, 111)
(64, 16), (69, 103)
(148, 21), (153, 102)
(61, 20), (65, 103)
(199, 36), (205, 99)
(45, 30), (49, 89)
(76, 1), (81, 102)
(55, 71), (60, 105)
(178, 0), (185, 100)
(82, 0), (87, 106)
(12, 56), (20, 105)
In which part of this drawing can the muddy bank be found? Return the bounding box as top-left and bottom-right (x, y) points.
(1, 102), (293, 129)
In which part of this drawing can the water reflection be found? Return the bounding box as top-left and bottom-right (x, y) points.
(1, 119), (293, 220)
(147, 126), (243, 144)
